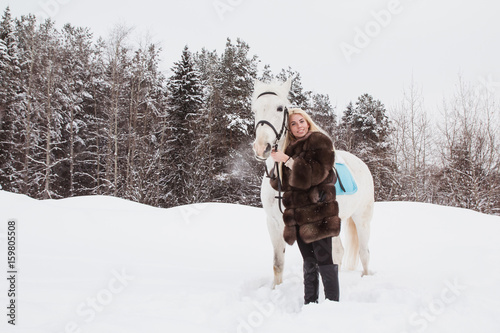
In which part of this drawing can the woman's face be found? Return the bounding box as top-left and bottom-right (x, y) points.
(289, 113), (310, 139)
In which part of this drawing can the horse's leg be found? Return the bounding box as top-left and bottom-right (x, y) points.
(266, 216), (286, 288)
(331, 236), (344, 268)
(352, 201), (373, 276)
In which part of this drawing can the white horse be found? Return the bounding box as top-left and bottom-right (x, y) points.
(252, 79), (374, 287)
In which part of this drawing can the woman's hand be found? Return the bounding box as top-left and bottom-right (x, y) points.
(271, 149), (290, 163)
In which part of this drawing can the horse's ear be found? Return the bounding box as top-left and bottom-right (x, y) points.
(282, 76), (293, 94)
(252, 79), (265, 102)
(253, 78), (264, 90)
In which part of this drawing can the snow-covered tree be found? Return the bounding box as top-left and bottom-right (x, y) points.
(210, 38), (261, 205)
(218, 38), (257, 148)
(103, 24), (133, 196)
(0, 7), (21, 191)
(36, 19), (65, 199)
(342, 94), (391, 145)
(57, 23), (95, 197)
(436, 77), (500, 214)
(339, 94), (396, 200)
(3, 8), (497, 214)
(390, 80), (432, 202)
(308, 93), (337, 139)
(258, 64), (274, 83)
(164, 45), (204, 206)
(276, 68), (309, 108)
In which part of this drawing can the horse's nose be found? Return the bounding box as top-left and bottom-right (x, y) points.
(253, 142), (272, 160)
(264, 143), (272, 155)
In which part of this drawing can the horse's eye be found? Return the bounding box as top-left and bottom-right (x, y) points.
(277, 106), (283, 112)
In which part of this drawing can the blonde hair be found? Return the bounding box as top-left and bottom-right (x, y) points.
(277, 108), (334, 181)
(282, 108), (332, 152)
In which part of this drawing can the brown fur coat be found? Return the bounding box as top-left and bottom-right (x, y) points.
(270, 132), (341, 245)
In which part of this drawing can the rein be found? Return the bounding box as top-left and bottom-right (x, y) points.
(254, 91), (289, 214)
(255, 93), (289, 145)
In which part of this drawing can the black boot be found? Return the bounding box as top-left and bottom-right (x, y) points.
(303, 258), (319, 304)
(319, 264), (339, 301)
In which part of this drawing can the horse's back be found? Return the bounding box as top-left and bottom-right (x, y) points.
(336, 151), (372, 186)
(335, 150), (374, 220)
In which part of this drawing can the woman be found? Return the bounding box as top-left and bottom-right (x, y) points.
(270, 108), (340, 304)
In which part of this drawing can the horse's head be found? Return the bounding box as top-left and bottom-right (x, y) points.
(252, 78), (292, 161)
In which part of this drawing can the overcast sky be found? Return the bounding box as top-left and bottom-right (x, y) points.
(3, 0), (500, 114)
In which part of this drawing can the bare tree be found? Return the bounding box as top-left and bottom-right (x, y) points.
(104, 24), (133, 196)
(390, 78), (432, 202)
(437, 76), (500, 214)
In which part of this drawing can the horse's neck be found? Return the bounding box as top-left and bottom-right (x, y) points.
(276, 138), (285, 152)
(266, 156), (275, 170)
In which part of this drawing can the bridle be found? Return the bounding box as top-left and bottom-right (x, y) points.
(254, 91), (289, 213)
(254, 92), (289, 148)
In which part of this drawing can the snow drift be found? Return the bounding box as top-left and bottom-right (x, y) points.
(0, 190), (499, 333)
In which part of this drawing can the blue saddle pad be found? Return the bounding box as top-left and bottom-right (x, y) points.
(335, 163), (358, 195)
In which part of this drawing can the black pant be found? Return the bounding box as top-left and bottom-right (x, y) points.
(296, 230), (334, 266)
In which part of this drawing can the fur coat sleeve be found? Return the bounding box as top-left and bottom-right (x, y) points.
(285, 132), (335, 190)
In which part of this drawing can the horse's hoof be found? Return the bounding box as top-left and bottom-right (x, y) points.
(361, 269), (374, 277)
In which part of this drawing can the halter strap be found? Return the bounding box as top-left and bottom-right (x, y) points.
(254, 91), (289, 142)
(257, 91), (278, 99)
(254, 91), (289, 214)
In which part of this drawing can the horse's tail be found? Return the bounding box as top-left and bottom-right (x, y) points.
(344, 217), (359, 270)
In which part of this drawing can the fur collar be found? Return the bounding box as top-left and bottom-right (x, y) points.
(289, 131), (313, 145)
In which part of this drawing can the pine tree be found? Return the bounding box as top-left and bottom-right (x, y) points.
(11, 14), (37, 195)
(0, 7), (20, 191)
(142, 44), (169, 207)
(57, 23), (96, 197)
(125, 42), (168, 205)
(259, 64), (274, 83)
(192, 47), (222, 204)
(339, 94), (396, 200)
(164, 45), (204, 206)
(218, 38), (257, 149)
(37, 19), (65, 199)
(211, 38), (261, 205)
(71, 36), (108, 197)
(308, 93), (337, 139)
(276, 68), (309, 107)
(344, 94), (391, 145)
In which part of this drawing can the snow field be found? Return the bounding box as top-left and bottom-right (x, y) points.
(0, 191), (499, 332)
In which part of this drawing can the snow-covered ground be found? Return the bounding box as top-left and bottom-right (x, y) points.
(0, 190), (499, 333)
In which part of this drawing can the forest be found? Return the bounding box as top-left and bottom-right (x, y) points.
(1, 8), (499, 215)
